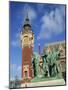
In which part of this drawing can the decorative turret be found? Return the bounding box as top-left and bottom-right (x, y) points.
(23, 13), (31, 28)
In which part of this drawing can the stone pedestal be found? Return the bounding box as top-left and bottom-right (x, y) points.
(21, 79), (65, 88)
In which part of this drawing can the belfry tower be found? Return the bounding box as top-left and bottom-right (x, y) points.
(20, 14), (34, 81)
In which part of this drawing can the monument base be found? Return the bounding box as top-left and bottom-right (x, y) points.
(21, 79), (65, 88)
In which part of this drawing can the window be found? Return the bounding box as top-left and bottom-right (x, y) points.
(25, 71), (28, 78)
(23, 65), (29, 78)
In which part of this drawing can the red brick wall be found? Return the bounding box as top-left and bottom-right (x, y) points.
(22, 46), (33, 78)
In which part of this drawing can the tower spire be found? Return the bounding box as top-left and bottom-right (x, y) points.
(26, 10), (29, 20)
(23, 9), (31, 28)
(25, 8), (29, 22)
(25, 10), (29, 21)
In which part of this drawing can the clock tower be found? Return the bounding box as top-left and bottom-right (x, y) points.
(20, 14), (34, 81)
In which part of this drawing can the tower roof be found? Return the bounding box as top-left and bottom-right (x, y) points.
(23, 12), (31, 28)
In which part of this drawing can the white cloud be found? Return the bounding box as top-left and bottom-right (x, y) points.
(37, 3), (45, 13)
(23, 4), (37, 21)
(10, 64), (16, 69)
(11, 40), (19, 47)
(10, 77), (15, 81)
(16, 66), (21, 75)
(11, 32), (21, 47)
(28, 8), (37, 21)
(15, 66), (21, 79)
(38, 6), (65, 39)
(10, 64), (16, 80)
(10, 64), (21, 80)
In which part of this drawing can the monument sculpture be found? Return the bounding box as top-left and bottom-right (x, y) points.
(32, 47), (62, 81)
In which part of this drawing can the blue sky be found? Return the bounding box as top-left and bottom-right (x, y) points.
(9, 2), (66, 80)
